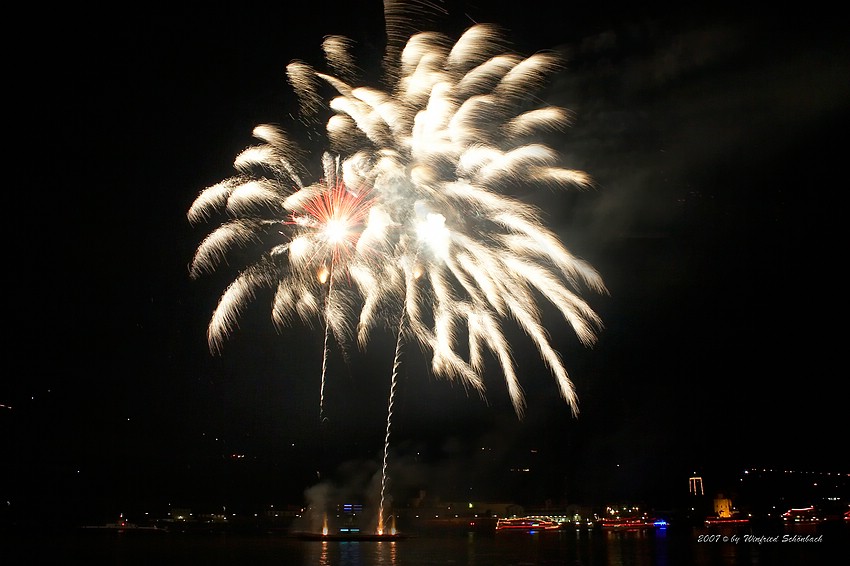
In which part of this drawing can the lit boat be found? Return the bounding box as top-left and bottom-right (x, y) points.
(80, 514), (167, 533)
(705, 515), (750, 526)
(599, 517), (666, 530)
(292, 509), (408, 540)
(782, 506), (822, 523)
(495, 516), (561, 531)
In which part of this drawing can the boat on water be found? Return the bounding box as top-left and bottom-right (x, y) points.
(782, 506), (823, 523)
(80, 516), (167, 533)
(598, 517), (667, 530)
(704, 515), (750, 526)
(81, 524), (167, 533)
(495, 516), (561, 532)
(292, 510), (408, 540)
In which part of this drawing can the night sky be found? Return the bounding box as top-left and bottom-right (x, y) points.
(4, 2), (848, 524)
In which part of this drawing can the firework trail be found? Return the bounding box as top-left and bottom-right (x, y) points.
(376, 304), (408, 535)
(188, 0), (606, 533)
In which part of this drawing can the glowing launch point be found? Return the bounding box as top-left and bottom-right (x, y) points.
(293, 504), (406, 541)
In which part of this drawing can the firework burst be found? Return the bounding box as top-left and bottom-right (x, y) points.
(189, 10), (606, 420)
(189, 1), (607, 537)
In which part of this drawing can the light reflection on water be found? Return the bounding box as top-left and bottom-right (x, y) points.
(312, 539), (399, 566)
(304, 529), (668, 566)
(3, 522), (847, 565)
(298, 525), (841, 566)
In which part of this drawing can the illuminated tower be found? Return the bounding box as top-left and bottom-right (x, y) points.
(689, 476), (704, 496)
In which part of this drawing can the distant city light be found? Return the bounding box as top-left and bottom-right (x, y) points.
(689, 476), (704, 495)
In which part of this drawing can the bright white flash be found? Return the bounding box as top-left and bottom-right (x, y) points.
(324, 218), (349, 243)
(416, 212), (450, 259)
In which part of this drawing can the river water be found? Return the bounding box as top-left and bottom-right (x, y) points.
(2, 521), (847, 565)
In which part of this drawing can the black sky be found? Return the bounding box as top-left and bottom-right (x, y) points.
(4, 2), (849, 523)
